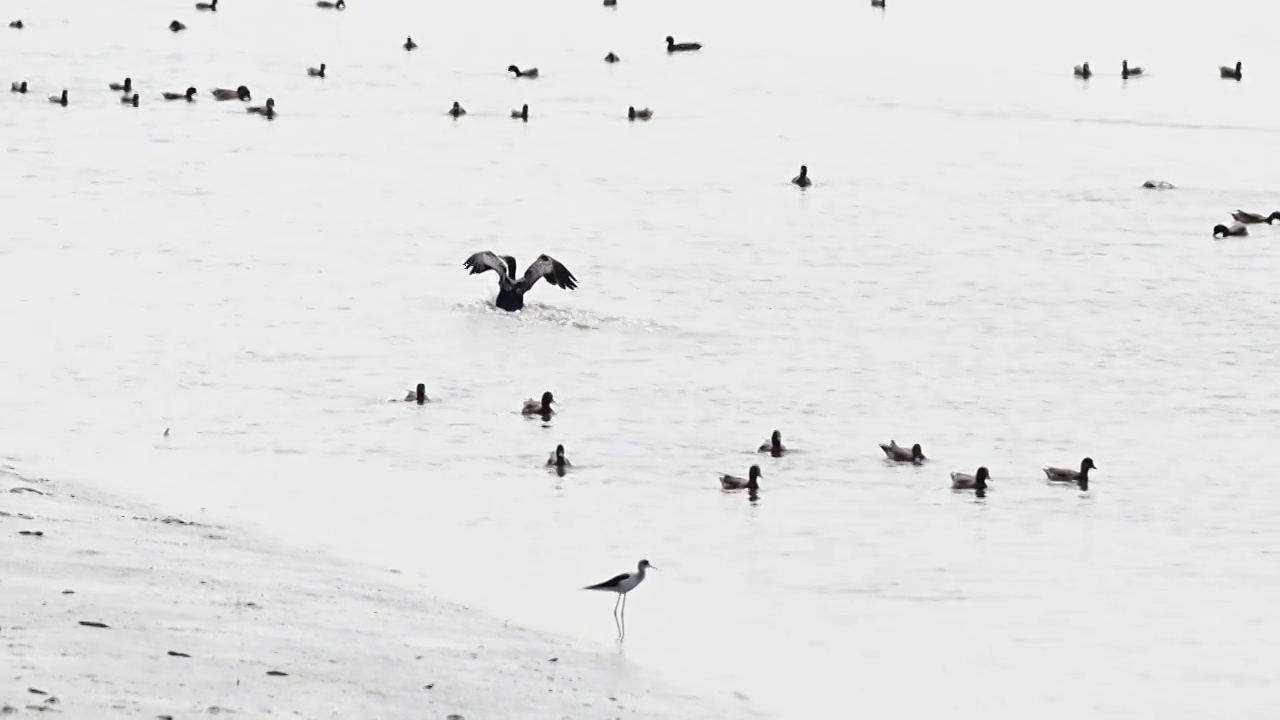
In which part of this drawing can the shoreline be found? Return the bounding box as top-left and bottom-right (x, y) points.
(0, 464), (738, 718)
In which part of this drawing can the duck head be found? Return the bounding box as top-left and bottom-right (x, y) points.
(518, 103), (528, 118)
(541, 391), (555, 408)
(123, 77), (133, 91)
(508, 65), (521, 75)
(665, 36), (676, 46)
(798, 165), (808, 178)
(1079, 457), (1097, 474)
(628, 106), (637, 119)
(415, 383), (426, 405)
(554, 444), (567, 465)
(1081, 62), (1090, 75)
(185, 86), (197, 99)
(975, 466), (990, 490)
(1212, 224), (1230, 237)
(1267, 212), (1280, 224)
(237, 85), (251, 100)
(747, 464), (763, 490)
(911, 443), (925, 461)
(770, 430), (782, 449)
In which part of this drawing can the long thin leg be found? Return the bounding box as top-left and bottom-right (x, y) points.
(619, 592), (628, 640)
(613, 594), (623, 638)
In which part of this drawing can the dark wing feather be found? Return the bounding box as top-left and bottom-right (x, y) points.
(463, 251), (510, 280)
(518, 254), (578, 293)
(585, 571), (629, 590)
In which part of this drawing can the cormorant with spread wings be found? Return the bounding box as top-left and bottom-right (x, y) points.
(462, 251), (579, 312)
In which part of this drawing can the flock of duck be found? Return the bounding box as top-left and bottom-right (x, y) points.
(399, 384), (1097, 501)
(1071, 59), (1244, 81)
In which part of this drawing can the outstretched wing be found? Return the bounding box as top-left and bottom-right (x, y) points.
(463, 251), (515, 281)
(518, 254), (578, 293)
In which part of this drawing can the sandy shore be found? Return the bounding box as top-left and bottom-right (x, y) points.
(0, 464), (733, 719)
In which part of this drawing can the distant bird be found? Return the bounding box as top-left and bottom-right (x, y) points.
(211, 85), (250, 100)
(879, 440), (925, 464)
(162, 87), (198, 101)
(583, 560), (656, 640)
(758, 430), (788, 458)
(109, 78), (133, 92)
(169, 20), (186, 32)
(665, 36), (702, 52)
(195, 0), (217, 10)
(121, 93), (139, 107)
(627, 106), (653, 120)
(871, 0), (885, 7)
(1231, 210), (1279, 224)
(604, 52), (620, 63)
(10, 81), (27, 94)
(308, 63), (326, 78)
(1073, 62), (1091, 79)
(1043, 457), (1096, 486)
(403, 383), (428, 405)
(163, 428), (170, 437)
(508, 65), (539, 79)
(247, 97), (275, 116)
(951, 466), (989, 491)
(1121, 60), (1143, 79)
(448, 101), (466, 118)
(49, 89), (68, 106)
(547, 444), (571, 469)
(522, 391), (555, 416)
(792, 165), (811, 188)
(604, 0), (616, 5)
(1141, 180), (1175, 190)
(1219, 61), (1242, 81)
(1213, 223), (1248, 238)
(464, 251), (578, 311)
(10, 19), (24, 29)
(403, 36), (417, 51)
(511, 103), (528, 121)
(720, 465), (762, 491)
(316, 0), (346, 8)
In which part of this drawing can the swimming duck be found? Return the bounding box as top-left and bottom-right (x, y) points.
(758, 430), (788, 458)
(169, 20), (187, 32)
(1043, 457), (1095, 484)
(403, 36), (418, 51)
(508, 65), (539, 78)
(247, 97), (275, 115)
(448, 101), (466, 118)
(1121, 60), (1143, 79)
(316, 0), (345, 8)
(522, 391), (555, 416)
(9, 19), (23, 29)
(627, 106), (653, 120)
(871, 0), (885, 6)
(463, 251), (578, 311)
(547, 444), (572, 469)
(109, 77), (132, 92)
(308, 63), (326, 78)
(792, 165), (811, 188)
(603, 0), (616, 5)
(121, 93), (139, 107)
(950, 466), (989, 491)
(1219, 61), (1242, 81)
(666, 36), (702, 52)
(605, 52), (620, 63)
(162, 86), (198, 101)
(720, 465), (762, 491)
(1213, 223), (1248, 238)
(403, 383), (428, 404)
(1141, 180), (1175, 190)
(211, 85), (251, 100)
(511, 103), (528, 121)
(1231, 210), (1280, 224)
(196, 0), (217, 10)
(879, 440), (925, 463)
(10, 81), (27, 94)
(49, 89), (68, 106)
(1073, 62), (1091, 79)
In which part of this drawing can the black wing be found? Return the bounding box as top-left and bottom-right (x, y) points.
(463, 251), (516, 281)
(585, 572), (629, 590)
(518, 254), (578, 294)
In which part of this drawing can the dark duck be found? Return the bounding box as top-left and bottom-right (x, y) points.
(463, 251), (578, 312)
(758, 430), (788, 458)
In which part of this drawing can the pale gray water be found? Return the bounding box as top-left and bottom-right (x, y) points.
(3, 0), (1280, 716)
